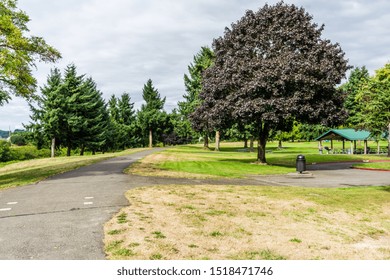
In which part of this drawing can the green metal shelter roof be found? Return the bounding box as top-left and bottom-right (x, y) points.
(315, 129), (371, 141)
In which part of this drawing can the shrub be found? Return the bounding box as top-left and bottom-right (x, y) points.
(10, 145), (51, 161)
(0, 141), (12, 162)
(10, 134), (27, 146)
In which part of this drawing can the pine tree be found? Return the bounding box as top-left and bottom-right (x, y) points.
(61, 64), (86, 156)
(138, 79), (166, 148)
(26, 68), (64, 156)
(76, 77), (109, 155)
(107, 93), (137, 150)
(179, 46), (214, 146)
(118, 93), (135, 126)
(27, 64), (110, 156)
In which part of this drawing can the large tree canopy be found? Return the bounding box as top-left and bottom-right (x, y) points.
(341, 66), (370, 126)
(353, 63), (390, 156)
(199, 2), (350, 162)
(0, 0), (61, 105)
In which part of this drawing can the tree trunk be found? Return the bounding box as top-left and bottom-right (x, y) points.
(250, 137), (254, 152)
(51, 138), (55, 158)
(244, 137), (248, 148)
(149, 128), (153, 148)
(278, 140), (282, 149)
(257, 122), (269, 163)
(215, 131), (220, 151)
(67, 145), (71, 157)
(388, 123), (390, 157)
(80, 145), (85, 156)
(203, 133), (209, 149)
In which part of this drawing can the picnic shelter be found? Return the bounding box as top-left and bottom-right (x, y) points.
(315, 129), (372, 154)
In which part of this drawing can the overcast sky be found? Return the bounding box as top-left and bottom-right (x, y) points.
(1, 0), (389, 130)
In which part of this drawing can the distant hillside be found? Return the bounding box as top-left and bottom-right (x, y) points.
(0, 129), (26, 139)
(0, 130), (10, 139)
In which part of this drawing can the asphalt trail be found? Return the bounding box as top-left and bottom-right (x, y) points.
(0, 149), (388, 259)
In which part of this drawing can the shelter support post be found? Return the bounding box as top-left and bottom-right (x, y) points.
(364, 140), (368, 154)
(342, 140), (345, 153)
(318, 141), (323, 154)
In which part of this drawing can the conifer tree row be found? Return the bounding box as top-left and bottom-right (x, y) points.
(27, 64), (109, 156)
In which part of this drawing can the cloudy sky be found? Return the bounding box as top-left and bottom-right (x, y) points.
(0, 0), (389, 130)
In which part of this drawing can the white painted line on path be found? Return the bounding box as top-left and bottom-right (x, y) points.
(0, 208), (12, 212)
(7, 202), (18, 205)
(84, 197), (94, 200)
(83, 202), (93, 205)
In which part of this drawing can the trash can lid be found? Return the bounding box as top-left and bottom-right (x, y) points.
(297, 154), (305, 159)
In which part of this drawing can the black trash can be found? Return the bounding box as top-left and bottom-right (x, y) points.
(296, 154), (306, 173)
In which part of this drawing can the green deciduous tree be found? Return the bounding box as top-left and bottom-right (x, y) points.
(353, 63), (390, 156)
(0, 0), (61, 105)
(197, 2), (349, 163)
(341, 66), (370, 126)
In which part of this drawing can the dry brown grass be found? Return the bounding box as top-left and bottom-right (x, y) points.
(104, 185), (390, 260)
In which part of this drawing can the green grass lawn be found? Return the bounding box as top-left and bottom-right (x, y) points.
(353, 162), (390, 170)
(0, 148), (147, 190)
(144, 142), (389, 178)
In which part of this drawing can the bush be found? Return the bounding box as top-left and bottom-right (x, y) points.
(10, 145), (51, 161)
(0, 141), (12, 162)
(10, 134), (27, 146)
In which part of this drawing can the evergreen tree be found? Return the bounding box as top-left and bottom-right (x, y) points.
(118, 93), (135, 125)
(107, 93), (137, 150)
(138, 79), (166, 148)
(179, 46), (215, 145)
(76, 77), (109, 155)
(27, 64), (109, 156)
(108, 95), (120, 123)
(26, 68), (64, 156)
(61, 64), (86, 156)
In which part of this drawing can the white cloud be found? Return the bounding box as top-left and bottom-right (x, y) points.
(0, 0), (389, 130)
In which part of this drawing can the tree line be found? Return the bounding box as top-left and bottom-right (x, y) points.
(1, 1), (389, 160)
(25, 64), (180, 156)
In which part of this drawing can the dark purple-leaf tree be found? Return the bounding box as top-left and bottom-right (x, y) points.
(199, 2), (350, 163)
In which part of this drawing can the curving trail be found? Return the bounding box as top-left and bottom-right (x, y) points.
(0, 149), (388, 259)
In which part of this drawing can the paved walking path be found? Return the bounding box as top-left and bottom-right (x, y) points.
(250, 162), (390, 188)
(0, 150), (388, 259)
(0, 149), (164, 260)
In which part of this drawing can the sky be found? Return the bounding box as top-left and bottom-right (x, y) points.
(0, 0), (389, 131)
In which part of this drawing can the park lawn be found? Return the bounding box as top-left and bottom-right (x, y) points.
(104, 184), (390, 260)
(0, 148), (148, 190)
(352, 162), (390, 171)
(128, 142), (389, 179)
